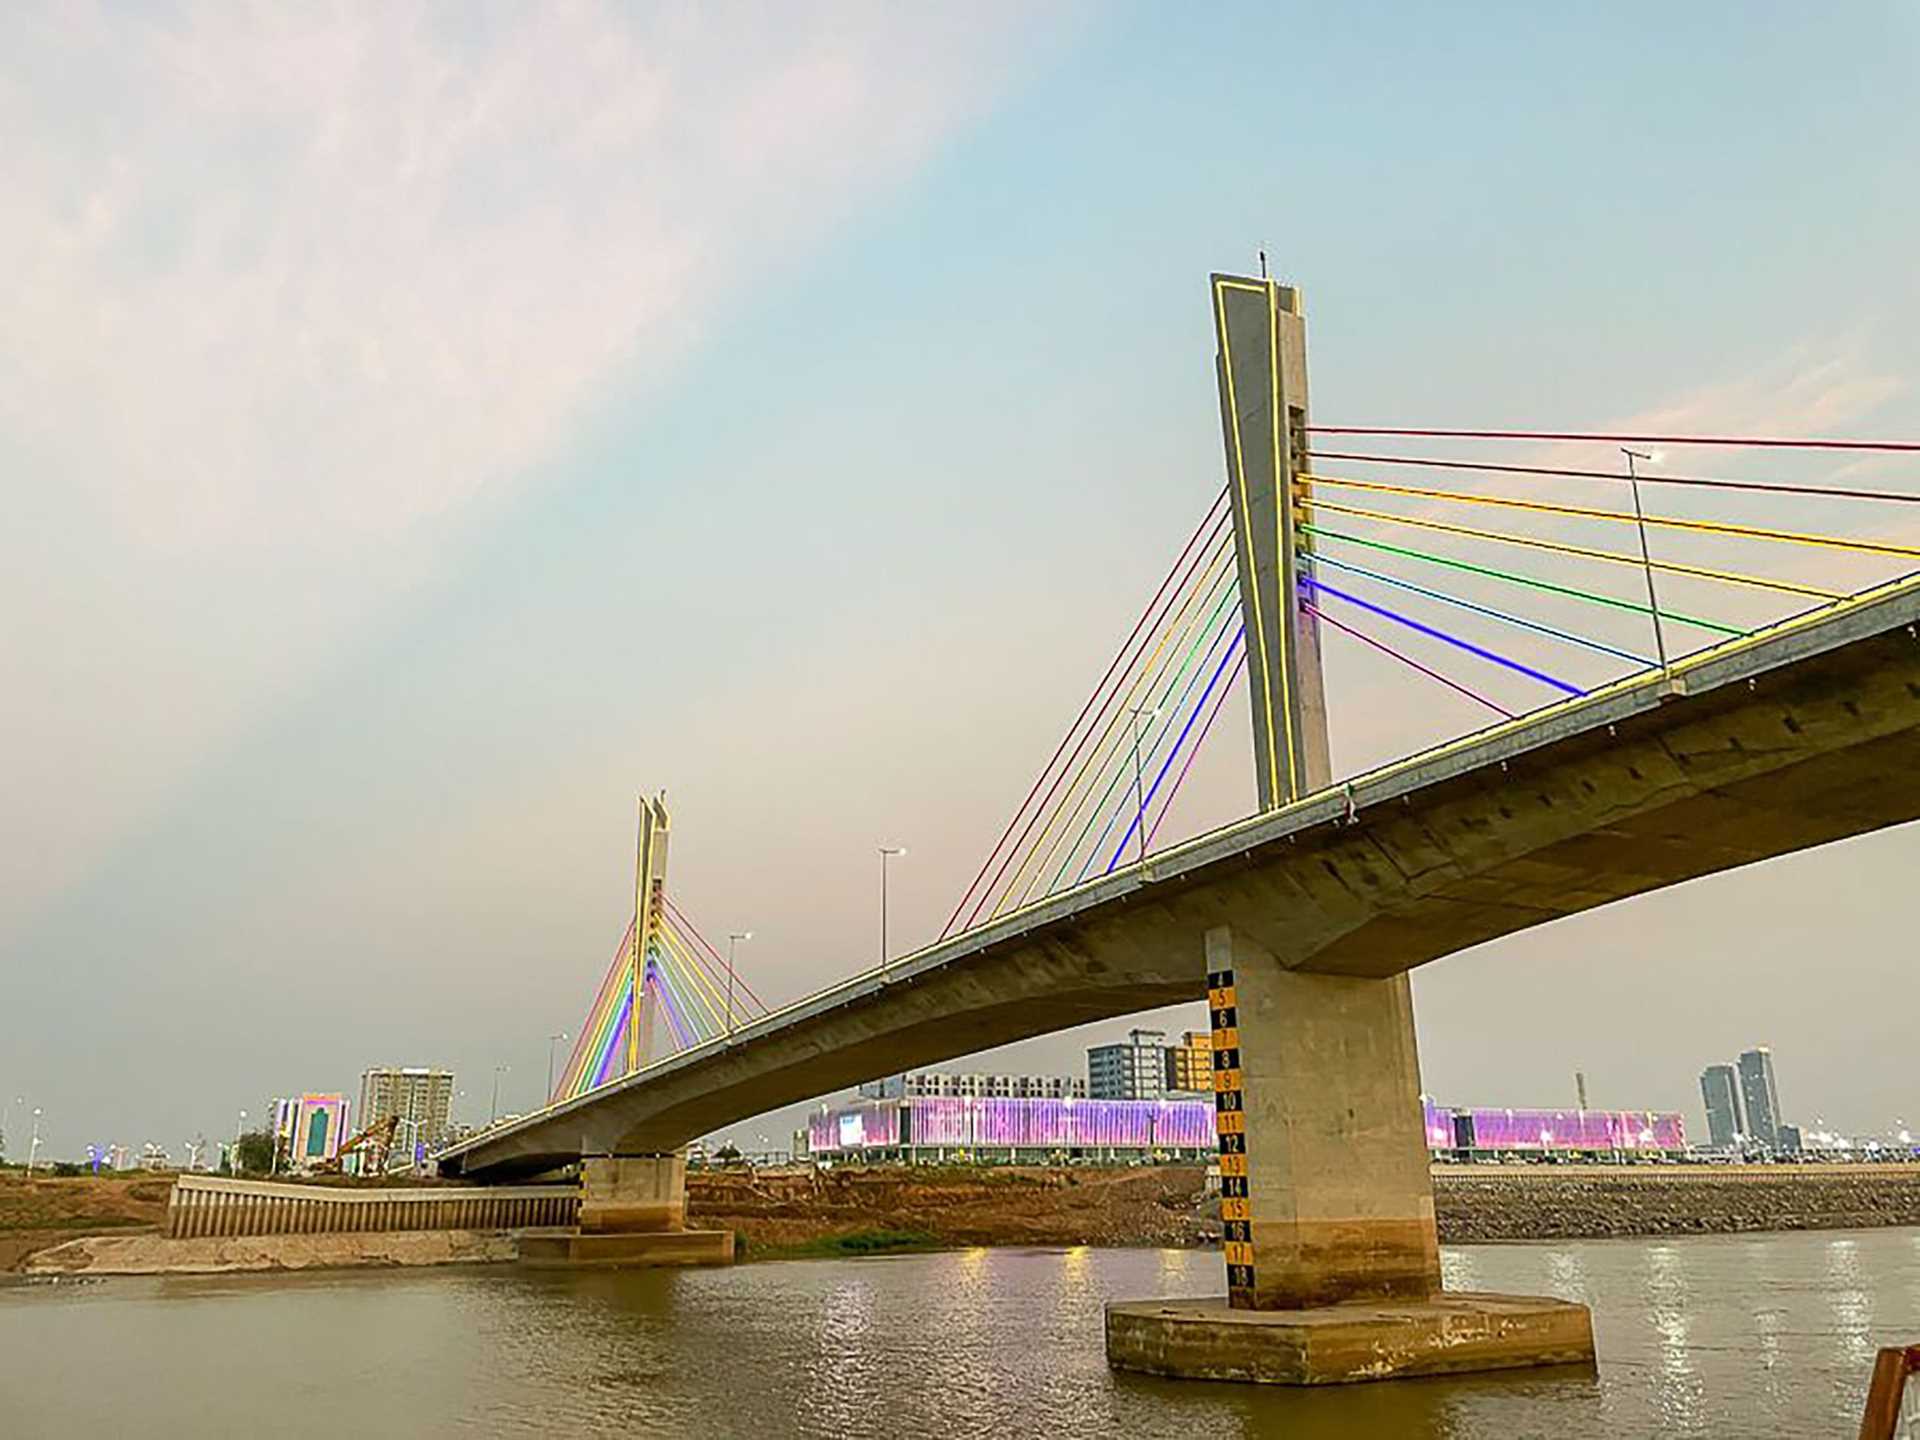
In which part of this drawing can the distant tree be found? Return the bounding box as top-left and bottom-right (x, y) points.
(714, 1143), (741, 1165)
(234, 1130), (277, 1175)
(51, 1161), (81, 1178)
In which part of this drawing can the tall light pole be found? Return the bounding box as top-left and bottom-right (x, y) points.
(490, 1065), (510, 1124)
(1621, 448), (1669, 674)
(233, 1109), (248, 1175)
(546, 1032), (569, 1104)
(1126, 705), (1160, 867)
(26, 1108), (43, 1177)
(878, 846), (907, 965)
(725, 933), (752, 1036)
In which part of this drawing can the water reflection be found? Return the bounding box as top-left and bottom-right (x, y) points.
(4, 1230), (1919, 1436)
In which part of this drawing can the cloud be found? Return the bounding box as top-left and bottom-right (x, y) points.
(0, 2), (1063, 937)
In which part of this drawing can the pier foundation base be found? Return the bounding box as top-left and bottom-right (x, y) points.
(1106, 1292), (1594, 1386)
(516, 1227), (734, 1269)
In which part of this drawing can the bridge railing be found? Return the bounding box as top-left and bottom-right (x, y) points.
(164, 1174), (578, 1239)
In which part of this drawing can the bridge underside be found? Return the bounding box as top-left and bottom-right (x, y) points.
(445, 591), (1920, 1179)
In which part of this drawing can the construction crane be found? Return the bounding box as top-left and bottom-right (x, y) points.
(320, 1114), (400, 1177)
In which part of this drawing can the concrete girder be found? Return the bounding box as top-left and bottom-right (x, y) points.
(443, 582), (1920, 1179)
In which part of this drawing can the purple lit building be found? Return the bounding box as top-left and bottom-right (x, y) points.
(808, 1094), (1687, 1164)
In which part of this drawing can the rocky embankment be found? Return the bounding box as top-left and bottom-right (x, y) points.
(1434, 1163), (1920, 1241)
(688, 1164), (1211, 1255)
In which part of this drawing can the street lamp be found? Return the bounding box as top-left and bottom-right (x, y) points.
(1126, 705), (1160, 867)
(26, 1108), (43, 1177)
(726, 933), (752, 1036)
(1620, 448), (1669, 674)
(878, 846), (907, 965)
(490, 1065), (511, 1124)
(233, 1109), (248, 1175)
(546, 1032), (569, 1104)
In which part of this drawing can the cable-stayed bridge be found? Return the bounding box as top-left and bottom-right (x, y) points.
(439, 273), (1920, 1383)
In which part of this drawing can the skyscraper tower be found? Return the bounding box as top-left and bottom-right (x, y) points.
(1700, 1064), (1744, 1149)
(1737, 1048), (1782, 1149)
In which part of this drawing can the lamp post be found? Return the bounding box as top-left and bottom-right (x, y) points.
(233, 1109), (248, 1175)
(878, 846), (907, 965)
(1620, 448), (1669, 674)
(1126, 705), (1160, 866)
(490, 1065), (510, 1124)
(26, 1108), (43, 1177)
(726, 933), (752, 1036)
(546, 1032), (569, 1104)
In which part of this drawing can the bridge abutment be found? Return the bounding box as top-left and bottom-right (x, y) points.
(1106, 922), (1592, 1384)
(579, 1153), (686, 1233)
(518, 1152), (734, 1269)
(1211, 926), (1439, 1307)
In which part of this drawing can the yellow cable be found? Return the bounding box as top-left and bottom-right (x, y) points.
(660, 916), (763, 1026)
(998, 540), (1238, 916)
(1305, 472), (1920, 562)
(1299, 497), (1845, 600)
(651, 923), (730, 1031)
(994, 533), (1239, 917)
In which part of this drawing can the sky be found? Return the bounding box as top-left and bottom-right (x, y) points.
(5, 2), (1920, 1162)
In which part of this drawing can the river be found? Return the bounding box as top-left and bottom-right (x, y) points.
(5, 1228), (1919, 1436)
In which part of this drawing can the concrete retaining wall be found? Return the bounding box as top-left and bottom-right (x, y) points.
(164, 1175), (577, 1239)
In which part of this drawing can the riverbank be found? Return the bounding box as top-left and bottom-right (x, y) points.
(15, 1161), (1920, 1274)
(1433, 1162), (1920, 1241)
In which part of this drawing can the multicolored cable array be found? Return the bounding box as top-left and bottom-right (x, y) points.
(940, 488), (1252, 939)
(945, 424), (1919, 942)
(1292, 424), (1920, 730)
(549, 893), (771, 1104)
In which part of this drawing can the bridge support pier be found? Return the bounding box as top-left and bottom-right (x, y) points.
(1106, 926), (1593, 1385)
(518, 1153), (734, 1269)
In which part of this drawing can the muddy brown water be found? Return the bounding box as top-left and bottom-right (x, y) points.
(4, 1228), (1918, 1436)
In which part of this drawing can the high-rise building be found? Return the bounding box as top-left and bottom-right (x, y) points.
(1165, 1031), (1213, 1094)
(1699, 1065), (1744, 1149)
(1737, 1048), (1782, 1149)
(283, 1094), (350, 1169)
(358, 1068), (456, 1163)
(1088, 1029), (1169, 1101)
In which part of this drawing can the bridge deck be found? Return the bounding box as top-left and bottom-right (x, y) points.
(443, 576), (1920, 1177)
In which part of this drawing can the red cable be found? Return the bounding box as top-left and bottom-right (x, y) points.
(660, 895), (769, 1012)
(1144, 651), (1247, 848)
(943, 489), (1231, 937)
(1308, 450), (1920, 505)
(964, 512), (1236, 932)
(1304, 601), (1516, 719)
(1307, 426), (1920, 454)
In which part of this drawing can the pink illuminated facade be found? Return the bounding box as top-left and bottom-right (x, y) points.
(808, 1095), (1687, 1162)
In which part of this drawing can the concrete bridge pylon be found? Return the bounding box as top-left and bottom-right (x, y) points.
(1103, 274), (1594, 1384)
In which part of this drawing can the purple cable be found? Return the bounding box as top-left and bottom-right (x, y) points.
(1304, 601), (1515, 718)
(1301, 575), (1583, 696)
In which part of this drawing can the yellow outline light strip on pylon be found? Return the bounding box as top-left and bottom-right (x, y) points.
(1267, 278), (1297, 799)
(1214, 278), (1282, 806)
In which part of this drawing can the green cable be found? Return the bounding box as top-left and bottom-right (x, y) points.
(1031, 565), (1243, 903)
(1300, 524), (1747, 638)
